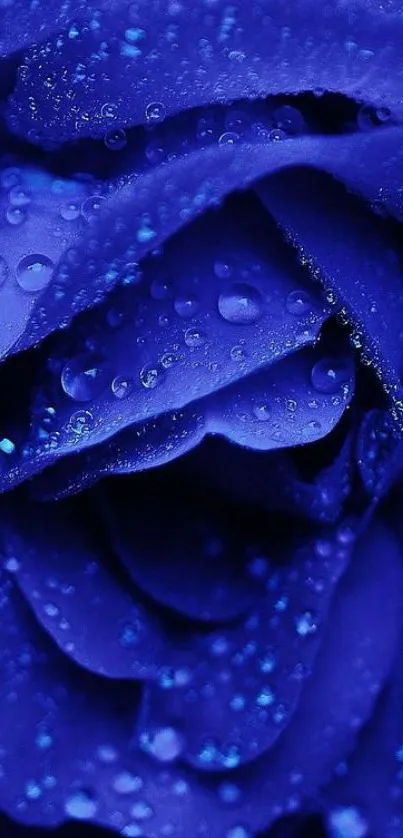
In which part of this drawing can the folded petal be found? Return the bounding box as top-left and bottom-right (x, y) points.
(257, 166), (403, 408)
(0, 206), (336, 491)
(6, 127), (403, 363)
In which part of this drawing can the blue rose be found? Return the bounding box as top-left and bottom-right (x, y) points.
(1, 2), (403, 838)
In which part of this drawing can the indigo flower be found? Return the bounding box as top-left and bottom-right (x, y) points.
(0, 2), (403, 838)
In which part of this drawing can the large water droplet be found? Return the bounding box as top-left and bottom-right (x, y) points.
(61, 354), (110, 402)
(218, 284), (263, 325)
(64, 789), (98, 820)
(311, 357), (351, 394)
(16, 254), (54, 292)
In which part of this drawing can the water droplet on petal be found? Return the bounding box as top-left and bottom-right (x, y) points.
(286, 289), (313, 315)
(61, 354), (110, 402)
(113, 772), (143, 795)
(311, 357), (351, 395)
(6, 206), (26, 226)
(218, 284), (263, 324)
(218, 131), (239, 145)
(64, 789), (98, 820)
(328, 806), (368, 838)
(139, 362), (164, 390)
(295, 610), (318, 637)
(218, 781), (242, 804)
(226, 827), (251, 838)
(214, 260), (232, 279)
(147, 727), (184, 763)
(60, 202), (81, 221)
(68, 409), (95, 435)
(16, 254), (54, 292)
(111, 375), (133, 399)
(252, 403), (271, 421)
(145, 101), (166, 122)
(184, 327), (206, 348)
(104, 128), (127, 151)
(174, 294), (199, 319)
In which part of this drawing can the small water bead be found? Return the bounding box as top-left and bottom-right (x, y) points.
(111, 375), (133, 399)
(81, 195), (107, 221)
(295, 610), (318, 637)
(226, 827), (251, 838)
(214, 260), (232, 279)
(6, 206), (26, 226)
(113, 772), (143, 795)
(147, 727), (184, 763)
(16, 254), (54, 292)
(9, 186), (31, 207)
(96, 744), (118, 763)
(218, 283), (263, 325)
(36, 729), (53, 749)
(0, 167), (21, 189)
(104, 128), (127, 151)
(218, 782), (242, 804)
(62, 354), (110, 402)
(64, 789), (98, 820)
(26, 780), (42, 800)
(60, 202), (81, 221)
(0, 438), (15, 454)
(252, 403), (271, 421)
(272, 105), (305, 135)
(184, 327), (206, 348)
(68, 409), (95, 435)
(328, 806), (368, 838)
(4, 556), (20, 572)
(101, 102), (118, 119)
(145, 101), (166, 122)
(218, 131), (239, 145)
(121, 826), (143, 838)
(256, 686), (275, 707)
(160, 352), (178, 369)
(130, 801), (153, 820)
(119, 621), (140, 647)
(286, 289), (313, 316)
(174, 294), (199, 318)
(139, 362), (164, 389)
(311, 357), (351, 395)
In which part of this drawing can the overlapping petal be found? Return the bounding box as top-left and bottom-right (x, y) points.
(5, 0), (403, 144)
(0, 514), (398, 838)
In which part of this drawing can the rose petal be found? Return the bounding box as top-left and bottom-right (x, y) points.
(0, 206), (335, 491)
(6, 0), (403, 143)
(136, 518), (354, 770)
(257, 166), (403, 408)
(0, 495), (181, 679)
(321, 637), (403, 838)
(1, 338), (353, 494)
(0, 519), (399, 837)
(2, 126), (401, 366)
